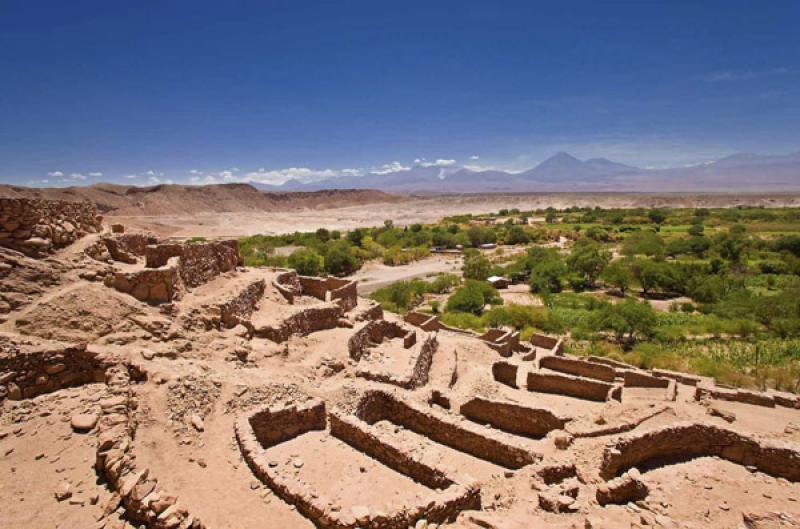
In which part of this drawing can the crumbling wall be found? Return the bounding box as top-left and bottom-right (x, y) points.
(181, 278), (265, 330)
(539, 356), (616, 382)
(652, 368), (702, 386)
(329, 412), (454, 489)
(0, 198), (102, 257)
(145, 240), (242, 287)
(599, 422), (800, 482)
(527, 371), (621, 402)
(247, 400), (327, 448)
(460, 397), (571, 439)
(236, 400), (480, 529)
(299, 275), (358, 311)
(695, 384), (776, 408)
(108, 259), (181, 303)
(0, 335), (114, 401)
(355, 331), (438, 390)
(254, 303), (343, 342)
(348, 320), (416, 361)
(273, 270), (301, 303)
(355, 390), (539, 469)
(86, 233), (157, 264)
(96, 364), (204, 529)
(478, 328), (525, 357)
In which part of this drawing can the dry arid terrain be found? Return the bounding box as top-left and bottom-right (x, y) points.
(2, 194), (800, 529)
(3, 183), (800, 238)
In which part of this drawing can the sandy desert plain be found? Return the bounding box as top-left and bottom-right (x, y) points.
(2, 189), (800, 529)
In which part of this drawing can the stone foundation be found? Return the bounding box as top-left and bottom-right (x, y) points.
(352, 323), (438, 389)
(0, 334), (114, 401)
(539, 355), (616, 382)
(95, 364), (204, 528)
(354, 390), (539, 469)
(253, 302), (344, 342)
(527, 371), (622, 402)
(599, 421), (800, 481)
(145, 240), (242, 288)
(85, 232), (157, 264)
(108, 259), (181, 304)
(460, 396), (571, 439)
(235, 399), (480, 529)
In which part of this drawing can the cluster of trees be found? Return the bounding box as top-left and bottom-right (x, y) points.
(369, 274), (460, 313)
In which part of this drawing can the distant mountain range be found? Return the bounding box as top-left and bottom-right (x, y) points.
(255, 150), (800, 193)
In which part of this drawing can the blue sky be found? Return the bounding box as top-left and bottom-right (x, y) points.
(1, 1), (799, 186)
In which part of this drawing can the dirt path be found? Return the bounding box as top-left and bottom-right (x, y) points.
(349, 255), (463, 295)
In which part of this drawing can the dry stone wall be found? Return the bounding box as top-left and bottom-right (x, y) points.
(539, 355), (616, 382)
(600, 421), (800, 482)
(0, 334), (114, 401)
(460, 396), (571, 439)
(236, 399), (479, 529)
(0, 198), (102, 257)
(527, 371), (621, 402)
(355, 390), (539, 470)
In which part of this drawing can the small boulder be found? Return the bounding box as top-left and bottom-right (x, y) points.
(71, 413), (99, 433)
(189, 413), (205, 432)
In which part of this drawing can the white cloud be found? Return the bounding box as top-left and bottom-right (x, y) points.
(413, 158), (457, 167)
(123, 174), (137, 179)
(469, 155), (480, 160)
(69, 173), (87, 181)
(243, 167), (346, 185)
(189, 169), (203, 175)
(147, 176), (161, 185)
(372, 162), (411, 175)
(417, 158), (456, 168)
(47, 171), (64, 177)
(88, 172), (103, 177)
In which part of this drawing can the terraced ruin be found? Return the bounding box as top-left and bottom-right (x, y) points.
(2, 198), (800, 529)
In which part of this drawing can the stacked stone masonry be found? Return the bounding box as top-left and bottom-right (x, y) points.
(0, 198), (102, 257)
(600, 421), (800, 482)
(235, 398), (480, 529)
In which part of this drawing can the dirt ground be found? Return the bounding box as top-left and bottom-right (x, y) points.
(109, 192), (800, 239)
(2, 216), (800, 529)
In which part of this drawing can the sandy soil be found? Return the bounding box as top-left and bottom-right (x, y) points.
(110, 192), (800, 238)
(349, 254), (463, 295)
(3, 222), (800, 529)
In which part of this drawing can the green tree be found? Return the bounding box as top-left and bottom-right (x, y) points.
(687, 222), (705, 237)
(591, 299), (657, 345)
(647, 209), (666, 225)
(632, 259), (675, 297)
(462, 251), (492, 280)
(323, 241), (359, 276)
(505, 225), (530, 245)
(601, 260), (634, 296)
(529, 258), (567, 294)
(621, 230), (665, 259)
(288, 248), (323, 276)
(566, 238), (611, 287)
(447, 280), (497, 315)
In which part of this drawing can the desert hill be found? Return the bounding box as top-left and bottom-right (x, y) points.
(0, 182), (402, 216)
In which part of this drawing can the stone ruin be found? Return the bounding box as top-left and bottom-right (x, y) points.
(3, 216), (800, 529)
(0, 198), (102, 257)
(348, 320), (438, 389)
(106, 239), (243, 303)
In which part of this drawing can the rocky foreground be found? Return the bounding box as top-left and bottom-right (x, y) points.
(2, 198), (800, 529)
